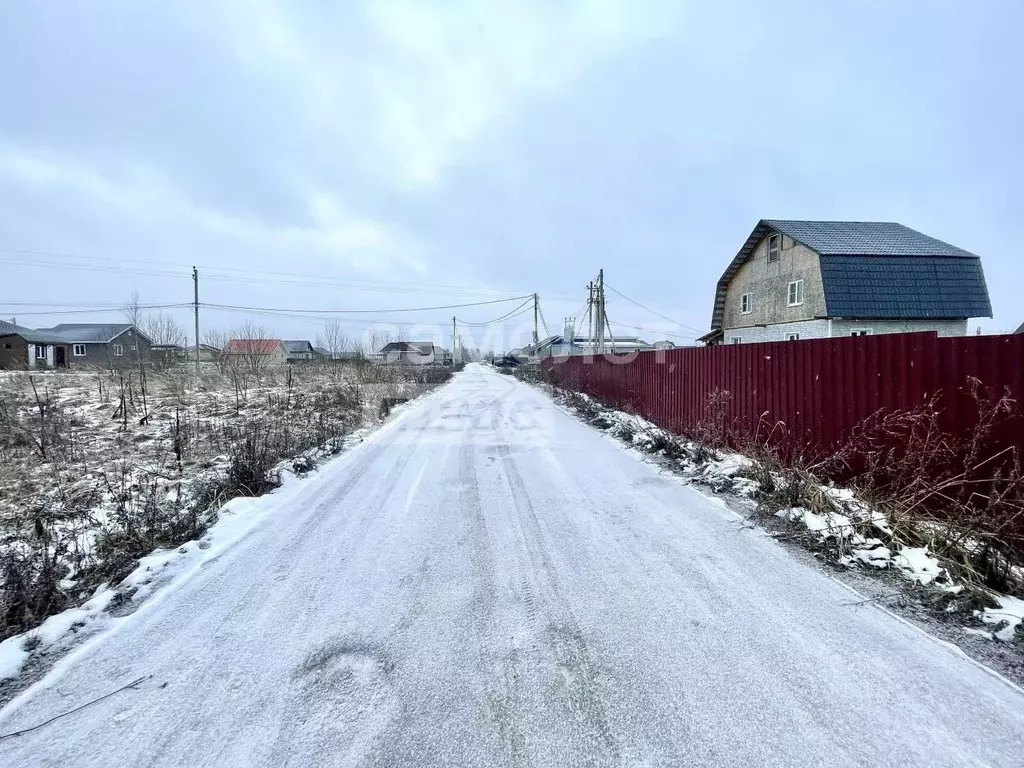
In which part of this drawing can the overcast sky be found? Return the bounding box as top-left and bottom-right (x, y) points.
(1, 0), (1021, 351)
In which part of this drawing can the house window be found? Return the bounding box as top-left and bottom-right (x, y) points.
(112, 344), (124, 357)
(35, 345), (47, 359)
(73, 344), (86, 356)
(740, 293), (751, 314)
(850, 329), (872, 337)
(787, 333), (800, 341)
(787, 279), (804, 307)
(730, 337), (742, 345)
(3, 343), (10, 350)
(767, 233), (781, 263)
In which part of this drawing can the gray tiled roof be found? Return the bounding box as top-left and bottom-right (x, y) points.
(764, 220), (978, 258)
(820, 256), (992, 319)
(381, 341), (436, 354)
(0, 320), (68, 344)
(283, 340), (314, 354)
(37, 323), (136, 343)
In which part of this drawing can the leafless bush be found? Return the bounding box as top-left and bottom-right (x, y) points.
(0, 466), (102, 639)
(637, 425), (691, 462)
(224, 419), (284, 498)
(0, 380), (76, 462)
(513, 364), (546, 385)
(809, 379), (1024, 589)
(729, 379), (1024, 591)
(689, 389), (732, 462)
(93, 463), (204, 573)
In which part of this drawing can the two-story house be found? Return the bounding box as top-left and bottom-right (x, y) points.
(699, 220), (992, 345)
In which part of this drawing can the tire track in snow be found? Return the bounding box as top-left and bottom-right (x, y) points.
(493, 433), (621, 763)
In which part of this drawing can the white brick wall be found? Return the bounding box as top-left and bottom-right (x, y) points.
(722, 320), (830, 345)
(722, 318), (968, 345)
(830, 319), (967, 338)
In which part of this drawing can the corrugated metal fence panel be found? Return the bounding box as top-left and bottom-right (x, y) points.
(542, 333), (1024, 459)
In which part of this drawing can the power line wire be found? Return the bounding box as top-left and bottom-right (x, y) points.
(0, 258), (188, 280)
(0, 247), (580, 299)
(201, 295), (532, 316)
(537, 303), (552, 337)
(456, 299), (533, 327)
(604, 283), (705, 335)
(609, 321), (697, 341)
(1, 303), (193, 316)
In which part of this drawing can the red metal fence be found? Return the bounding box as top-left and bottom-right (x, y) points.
(542, 333), (1024, 460)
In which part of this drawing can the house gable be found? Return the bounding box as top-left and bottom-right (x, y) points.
(710, 220), (993, 331)
(719, 227), (826, 332)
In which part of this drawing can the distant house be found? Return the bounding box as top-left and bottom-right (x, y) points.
(283, 340), (315, 363)
(520, 336), (580, 358)
(0, 320), (72, 369)
(699, 220), (992, 345)
(33, 323), (153, 368)
(573, 336), (653, 355)
(517, 335), (654, 358)
(188, 343), (221, 363)
(380, 341), (446, 365)
(223, 338), (287, 366)
(151, 344), (189, 367)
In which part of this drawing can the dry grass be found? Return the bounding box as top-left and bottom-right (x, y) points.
(0, 361), (458, 640)
(736, 378), (1024, 594)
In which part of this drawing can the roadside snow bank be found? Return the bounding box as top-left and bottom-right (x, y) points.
(981, 596), (1024, 642)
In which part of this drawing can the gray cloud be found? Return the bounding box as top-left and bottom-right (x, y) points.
(0, 0), (1021, 348)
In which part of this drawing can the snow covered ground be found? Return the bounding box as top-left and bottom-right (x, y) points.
(1, 364), (1023, 767)
(0, 364), (444, 681)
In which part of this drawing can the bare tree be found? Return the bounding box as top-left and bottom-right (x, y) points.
(202, 328), (229, 370)
(317, 319), (353, 360)
(123, 290), (142, 328)
(362, 326), (395, 359)
(116, 291), (147, 370)
(141, 311), (187, 347)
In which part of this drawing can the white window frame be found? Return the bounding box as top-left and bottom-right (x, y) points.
(34, 344), (47, 359)
(787, 279), (804, 307)
(767, 233), (781, 263)
(112, 344), (124, 357)
(850, 329), (872, 337)
(73, 344), (87, 357)
(787, 333), (800, 341)
(740, 293), (751, 314)
(730, 337), (742, 345)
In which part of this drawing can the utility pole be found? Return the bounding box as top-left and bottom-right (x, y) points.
(586, 281), (594, 352)
(596, 269), (605, 355)
(533, 293), (539, 346)
(192, 266), (200, 375)
(452, 316), (457, 364)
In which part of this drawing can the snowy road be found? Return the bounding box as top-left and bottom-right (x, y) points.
(2, 364), (1023, 767)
